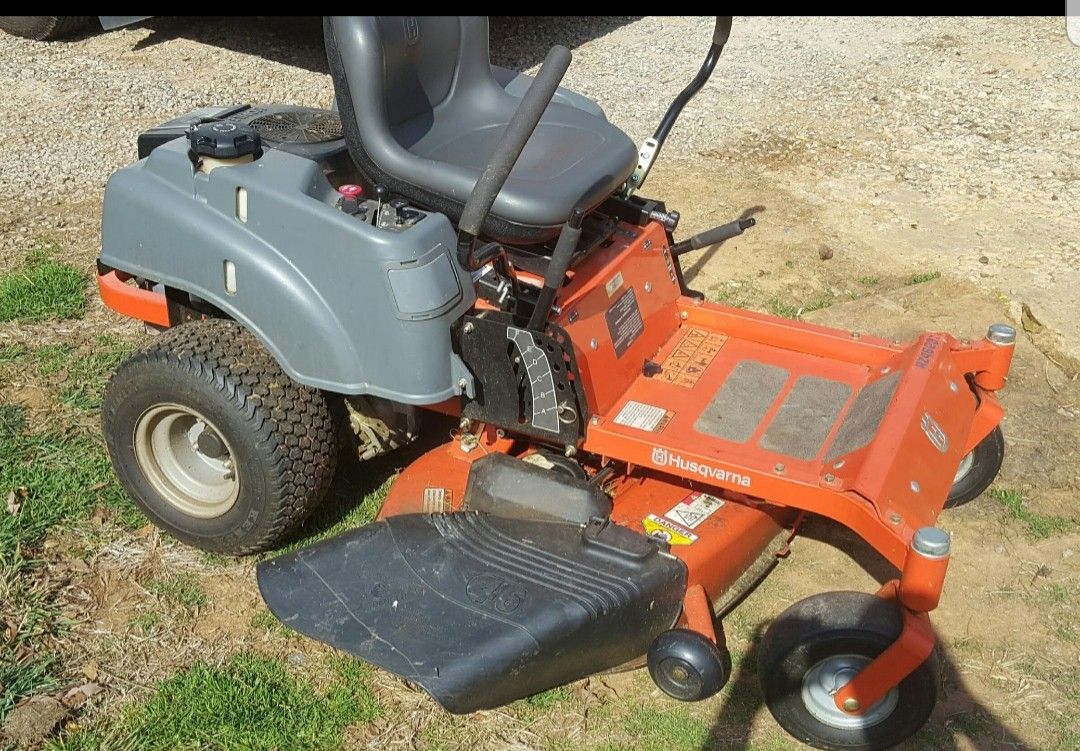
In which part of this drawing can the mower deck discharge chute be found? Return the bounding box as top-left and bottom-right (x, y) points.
(258, 513), (686, 713)
(96, 16), (1014, 750)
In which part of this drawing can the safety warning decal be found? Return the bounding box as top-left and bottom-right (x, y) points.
(657, 328), (727, 388)
(422, 487), (452, 514)
(642, 513), (698, 545)
(613, 400), (673, 433)
(605, 288), (645, 358)
(665, 492), (724, 530)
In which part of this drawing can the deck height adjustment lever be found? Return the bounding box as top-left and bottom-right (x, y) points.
(670, 217), (755, 257)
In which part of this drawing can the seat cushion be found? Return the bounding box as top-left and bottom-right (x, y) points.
(325, 16), (637, 245)
(397, 98), (638, 233)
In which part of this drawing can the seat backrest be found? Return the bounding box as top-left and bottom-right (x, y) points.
(371, 17), (488, 131)
(325, 17), (495, 172)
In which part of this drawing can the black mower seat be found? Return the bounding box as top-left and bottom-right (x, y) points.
(324, 16), (638, 245)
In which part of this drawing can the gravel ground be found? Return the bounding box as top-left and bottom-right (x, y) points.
(1, 16), (1076, 367)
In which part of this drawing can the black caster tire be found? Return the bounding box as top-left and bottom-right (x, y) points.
(758, 591), (939, 751)
(102, 319), (338, 555)
(0, 16), (92, 40)
(647, 628), (731, 702)
(945, 426), (1004, 509)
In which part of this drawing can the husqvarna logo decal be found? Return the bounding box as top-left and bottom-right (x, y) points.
(651, 447), (751, 488)
(921, 412), (949, 453)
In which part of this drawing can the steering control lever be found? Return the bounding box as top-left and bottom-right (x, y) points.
(457, 44), (573, 268)
(527, 208), (585, 331)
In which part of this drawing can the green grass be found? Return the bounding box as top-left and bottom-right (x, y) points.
(1050, 713), (1080, 751)
(129, 611), (162, 636)
(945, 709), (991, 738)
(0, 404), (136, 719)
(765, 294), (833, 320)
(857, 275), (880, 286)
(908, 270), (941, 285)
(419, 714), (471, 751)
(617, 706), (711, 751)
(0, 537), (62, 708)
(249, 608), (281, 632)
(989, 487), (1077, 540)
(1053, 620), (1077, 644)
(48, 653), (380, 751)
(765, 297), (799, 319)
(512, 684), (572, 720)
(0, 424), (138, 548)
(523, 685), (572, 710)
(200, 551), (234, 567)
(0, 248), (86, 323)
(0, 293), (140, 721)
(710, 282), (758, 309)
(0, 402), (25, 439)
(0, 343), (29, 364)
(1039, 582), (1076, 606)
(33, 336), (133, 411)
(282, 470), (395, 554)
(147, 572), (209, 611)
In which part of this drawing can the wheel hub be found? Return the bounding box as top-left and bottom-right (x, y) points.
(801, 654), (899, 730)
(953, 450), (975, 484)
(133, 403), (240, 519)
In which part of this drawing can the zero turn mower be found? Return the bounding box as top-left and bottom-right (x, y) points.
(97, 17), (1012, 750)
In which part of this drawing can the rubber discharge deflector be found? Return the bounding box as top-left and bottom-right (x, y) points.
(257, 512), (687, 712)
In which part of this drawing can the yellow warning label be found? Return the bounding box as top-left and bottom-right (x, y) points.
(642, 513), (698, 545)
(657, 328), (727, 388)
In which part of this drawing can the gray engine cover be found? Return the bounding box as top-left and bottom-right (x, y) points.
(100, 139), (476, 403)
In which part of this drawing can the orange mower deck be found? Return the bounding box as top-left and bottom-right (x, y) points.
(380, 216), (1011, 716)
(554, 219), (1010, 569)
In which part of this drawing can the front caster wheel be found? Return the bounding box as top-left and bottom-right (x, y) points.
(647, 628), (731, 702)
(758, 591), (939, 751)
(945, 425), (1005, 508)
(102, 319), (338, 555)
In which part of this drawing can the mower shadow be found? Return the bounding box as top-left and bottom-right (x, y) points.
(706, 626), (1034, 750)
(703, 520), (1034, 750)
(289, 412), (458, 545)
(127, 16), (640, 76)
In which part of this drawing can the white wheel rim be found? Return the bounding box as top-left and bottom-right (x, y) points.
(133, 403), (240, 519)
(953, 451), (975, 485)
(801, 654), (899, 730)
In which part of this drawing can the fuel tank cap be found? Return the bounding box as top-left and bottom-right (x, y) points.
(188, 120), (261, 159)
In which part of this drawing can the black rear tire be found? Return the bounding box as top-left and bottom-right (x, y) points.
(758, 591), (939, 751)
(944, 426), (1004, 509)
(0, 16), (92, 40)
(102, 319), (337, 555)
